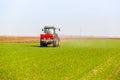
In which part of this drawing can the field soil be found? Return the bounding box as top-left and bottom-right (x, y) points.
(0, 36), (120, 43)
(0, 36), (39, 43)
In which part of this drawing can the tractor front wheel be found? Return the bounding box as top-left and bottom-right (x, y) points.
(40, 41), (47, 47)
(40, 41), (43, 47)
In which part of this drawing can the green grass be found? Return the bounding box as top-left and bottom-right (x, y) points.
(0, 40), (120, 80)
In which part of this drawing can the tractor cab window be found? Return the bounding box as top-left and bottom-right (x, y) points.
(44, 28), (54, 34)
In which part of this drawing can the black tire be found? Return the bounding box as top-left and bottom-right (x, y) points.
(53, 38), (59, 47)
(44, 43), (47, 47)
(40, 41), (43, 47)
(40, 41), (48, 47)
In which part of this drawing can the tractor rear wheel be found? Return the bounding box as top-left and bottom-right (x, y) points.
(53, 38), (60, 47)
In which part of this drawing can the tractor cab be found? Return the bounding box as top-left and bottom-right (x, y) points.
(42, 27), (55, 34)
(40, 26), (60, 47)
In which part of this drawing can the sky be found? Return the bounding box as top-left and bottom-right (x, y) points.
(0, 0), (120, 37)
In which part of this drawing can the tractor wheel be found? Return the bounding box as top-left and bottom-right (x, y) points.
(53, 38), (60, 47)
(41, 42), (47, 47)
(40, 41), (44, 47)
(44, 43), (47, 47)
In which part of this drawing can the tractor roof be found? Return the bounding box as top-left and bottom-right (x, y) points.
(43, 26), (60, 31)
(44, 26), (60, 29)
(44, 26), (55, 29)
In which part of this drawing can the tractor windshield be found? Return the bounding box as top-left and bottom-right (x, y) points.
(44, 28), (54, 34)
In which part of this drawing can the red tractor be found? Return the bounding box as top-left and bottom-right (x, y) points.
(40, 26), (60, 47)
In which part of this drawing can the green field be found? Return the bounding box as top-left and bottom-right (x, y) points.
(0, 40), (120, 80)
